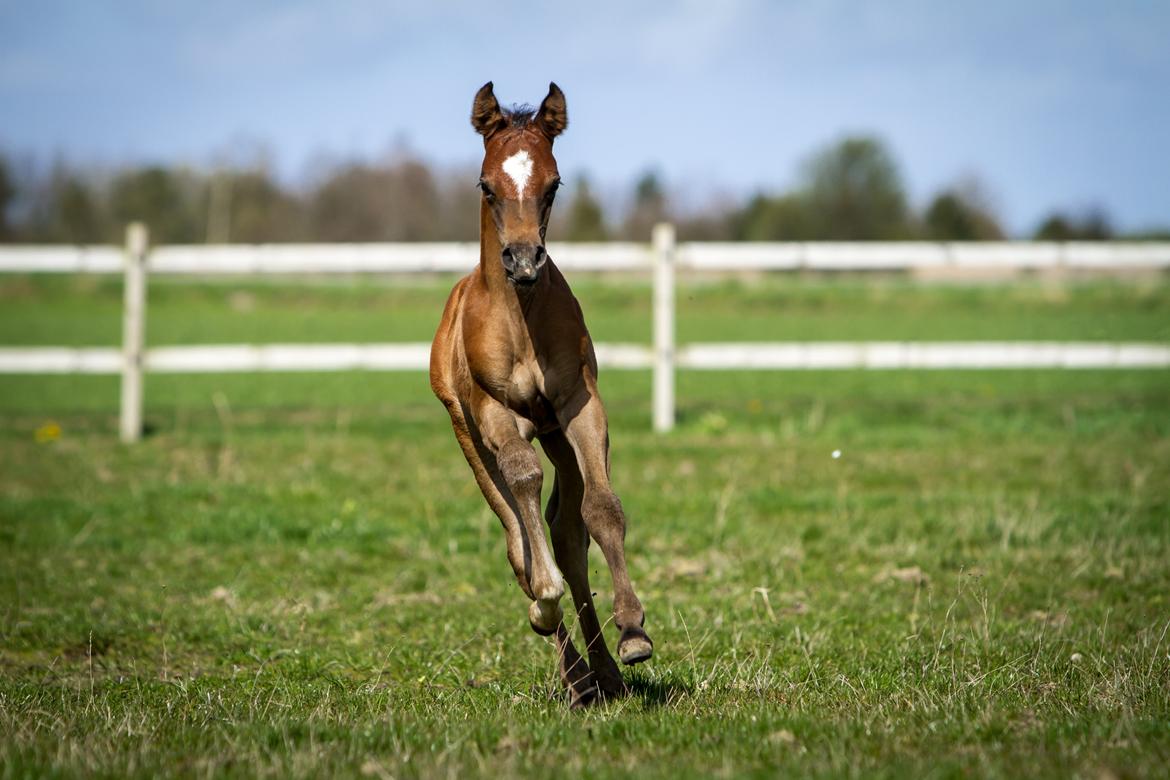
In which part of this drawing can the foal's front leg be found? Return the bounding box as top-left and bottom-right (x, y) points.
(443, 396), (596, 706)
(558, 381), (654, 665)
(471, 394), (566, 635)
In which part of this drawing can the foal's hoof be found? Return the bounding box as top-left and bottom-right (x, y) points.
(617, 626), (654, 666)
(528, 599), (562, 636)
(528, 617), (555, 637)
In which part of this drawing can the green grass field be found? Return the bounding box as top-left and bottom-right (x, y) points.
(3, 273), (1169, 346)
(2, 274), (1169, 778)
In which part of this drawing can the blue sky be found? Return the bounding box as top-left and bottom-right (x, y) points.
(2, 1), (1168, 233)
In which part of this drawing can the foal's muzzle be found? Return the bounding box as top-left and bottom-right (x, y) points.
(502, 243), (547, 285)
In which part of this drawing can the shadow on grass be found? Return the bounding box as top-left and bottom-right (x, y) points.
(625, 669), (694, 709)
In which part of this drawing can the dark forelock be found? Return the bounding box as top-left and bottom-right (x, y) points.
(505, 104), (537, 128)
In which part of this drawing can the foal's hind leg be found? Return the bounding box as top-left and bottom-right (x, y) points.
(554, 622), (599, 709)
(542, 434), (625, 697)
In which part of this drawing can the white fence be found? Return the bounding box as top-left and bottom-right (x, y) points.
(5, 236), (1170, 274)
(2, 224), (1168, 438)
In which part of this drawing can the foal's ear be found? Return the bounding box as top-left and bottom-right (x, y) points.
(536, 82), (568, 140)
(471, 81), (507, 139)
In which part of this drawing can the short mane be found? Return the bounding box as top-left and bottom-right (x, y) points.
(505, 104), (537, 128)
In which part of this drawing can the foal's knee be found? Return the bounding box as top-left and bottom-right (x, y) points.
(497, 440), (542, 493)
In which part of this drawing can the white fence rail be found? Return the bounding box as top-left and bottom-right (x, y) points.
(6, 341), (1169, 375)
(4, 239), (1170, 275)
(1, 225), (1168, 439)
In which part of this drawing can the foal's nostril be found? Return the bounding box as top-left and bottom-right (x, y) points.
(534, 245), (547, 265)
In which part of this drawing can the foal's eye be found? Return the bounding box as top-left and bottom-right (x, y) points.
(477, 180), (496, 201)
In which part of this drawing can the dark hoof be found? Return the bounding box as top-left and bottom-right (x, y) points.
(617, 626), (654, 666)
(569, 684), (600, 710)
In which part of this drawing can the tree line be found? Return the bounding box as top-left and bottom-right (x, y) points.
(0, 136), (1159, 245)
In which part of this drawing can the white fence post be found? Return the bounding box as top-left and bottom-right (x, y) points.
(652, 223), (676, 432)
(119, 223), (148, 443)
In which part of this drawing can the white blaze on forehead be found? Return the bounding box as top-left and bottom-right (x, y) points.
(501, 150), (533, 201)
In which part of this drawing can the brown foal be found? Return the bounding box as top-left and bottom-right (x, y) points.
(429, 82), (653, 707)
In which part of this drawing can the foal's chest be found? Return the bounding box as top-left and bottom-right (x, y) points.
(464, 312), (567, 430)
(499, 359), (557, 429)
(506, 360), (542, 401)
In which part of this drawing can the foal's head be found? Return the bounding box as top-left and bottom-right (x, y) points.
(471, 81), (567, 286)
